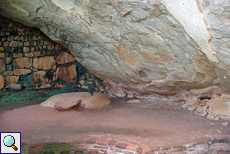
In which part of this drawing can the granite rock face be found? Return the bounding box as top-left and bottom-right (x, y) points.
(1, 0), (229, 94)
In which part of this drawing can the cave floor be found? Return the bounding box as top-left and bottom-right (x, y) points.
(0, 97), (230, 153)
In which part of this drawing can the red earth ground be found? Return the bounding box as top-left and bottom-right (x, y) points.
(0, 97), (230, 153)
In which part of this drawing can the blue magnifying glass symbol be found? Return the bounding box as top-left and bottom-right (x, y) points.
(3, 135), (18, 151)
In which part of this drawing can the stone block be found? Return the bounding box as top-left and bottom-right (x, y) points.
(23, 47), (29, 52)
(85, 92), (111, 109)
(3, 71), (14, 76)
(14, 69), (32, 75)
(13, 53), (23, 58)
(6, 57), (12, 64)
(48, 44), (54, 50)
(31, 47), (35, 52)
(56, 52), (75, 64)
(25, 53), (34, 58)
(5, 84), (23, 91)
(33, 56), (56, 70)
(0, 47), (4, 51)
(3, 41), (9, 46)
(6, 76), (19, 84)
(55, 44), (63, 50)
(56, 64), (77, 82)
(0, 75), (4, 89)
(32, 71), (51, 89)
(33, 36), (38, 40)
(0, 53), (5, 58)
(13, 58), (32, 68)
(34, 52), (41, 57)
(0, 59), (6, 73)
(24, 41), (30, 46)
(9, 41), (18, 47)
(44, 40), (49, 45)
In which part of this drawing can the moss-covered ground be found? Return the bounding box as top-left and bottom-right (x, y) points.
(0, 86), (97, 105)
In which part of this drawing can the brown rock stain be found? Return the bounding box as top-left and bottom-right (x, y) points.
(115, 45), (139, 66)
(142, 51), (172, 62)
(195, 0), (219, 63)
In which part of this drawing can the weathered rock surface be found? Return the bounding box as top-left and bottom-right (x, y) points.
(32, 71), (52, 88)
(85, 92), (111, 109)
(0, 0), (230, 94)
(6, 76), (19, 85)
(56, 52), (76, 64)
(40, 92), (111, 109)
(5, 84), (23, 91)
(55, 64), (77, 82)
(33, 56), (56, 70)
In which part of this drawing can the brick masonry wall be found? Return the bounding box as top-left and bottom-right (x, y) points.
(0, 16), (99, 91)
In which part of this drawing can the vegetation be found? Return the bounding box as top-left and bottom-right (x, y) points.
(22, 143), (84, 154)
(0, 86), (97, 105)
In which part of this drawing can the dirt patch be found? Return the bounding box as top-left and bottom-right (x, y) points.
(0, 97), (229, 153)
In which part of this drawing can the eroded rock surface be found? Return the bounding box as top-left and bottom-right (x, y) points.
(40, 92), (111, 109)
(0, 0), (230, 94)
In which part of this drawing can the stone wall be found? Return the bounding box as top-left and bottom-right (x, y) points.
(0, 16), (97, 90)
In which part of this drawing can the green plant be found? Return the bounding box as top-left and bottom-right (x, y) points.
(21, 145), (29, 154)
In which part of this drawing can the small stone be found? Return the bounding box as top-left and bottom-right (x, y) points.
(34, 52), (41, 57)
(55, 44), (63, 50)
(221, 122), (229, 126)
(31, 47), (35, 52)
(115, 142), (128, 149)
(13, 53), (23, 58)
(33, 56), (56, 70)
(44, 40), (49, 45)
(6, 57), (12, 64)
(5, 84), (23, 91)
(33, 36), (38, 40)
(33, 71), (52, 89)
(48, 44), (54, 50)
(25, 53), (34, 57)
(3, 71), (14, 76)
(85, 92), (111, 109)
(0, 53), (5, 58)
(79, 79), (85, 86)
(0, 59), (6, 73)
(127, 99), (140, 103)
(14, 69), (32, 75)
(9, 41), (18, 47)
(56, 52), (75, 64)
(23, 47), (30, 52)
(0, 75), (4, 89)
(24, 41), (30, 46)
(207, 114), (219, 120)
(113, 87), (127, 97)
(182, 104), (188, 108)
(3, 41), (9, 46)
(55, 64), (77, 82)
(0, 47), (4, 51)
(85, 137), (98, 144)
(81, 86), (89, 89)
(6, 76), (19, 84)
(13, 58), (32, 68)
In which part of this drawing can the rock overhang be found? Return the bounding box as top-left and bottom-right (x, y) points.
(0, 0), (230, 94)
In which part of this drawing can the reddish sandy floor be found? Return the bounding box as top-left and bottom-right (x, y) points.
(0, 98), (229, 152)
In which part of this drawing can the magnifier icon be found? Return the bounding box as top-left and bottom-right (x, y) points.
(3, 135), (18, 151)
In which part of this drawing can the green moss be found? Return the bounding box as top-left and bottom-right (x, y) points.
(22, 143), (84, 154)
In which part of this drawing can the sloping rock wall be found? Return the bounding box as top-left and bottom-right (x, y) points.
(0, 0), (229, 94)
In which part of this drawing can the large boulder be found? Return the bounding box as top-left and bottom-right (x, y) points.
(0, 0), (230, 94)
(40, 92), (111, 109)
